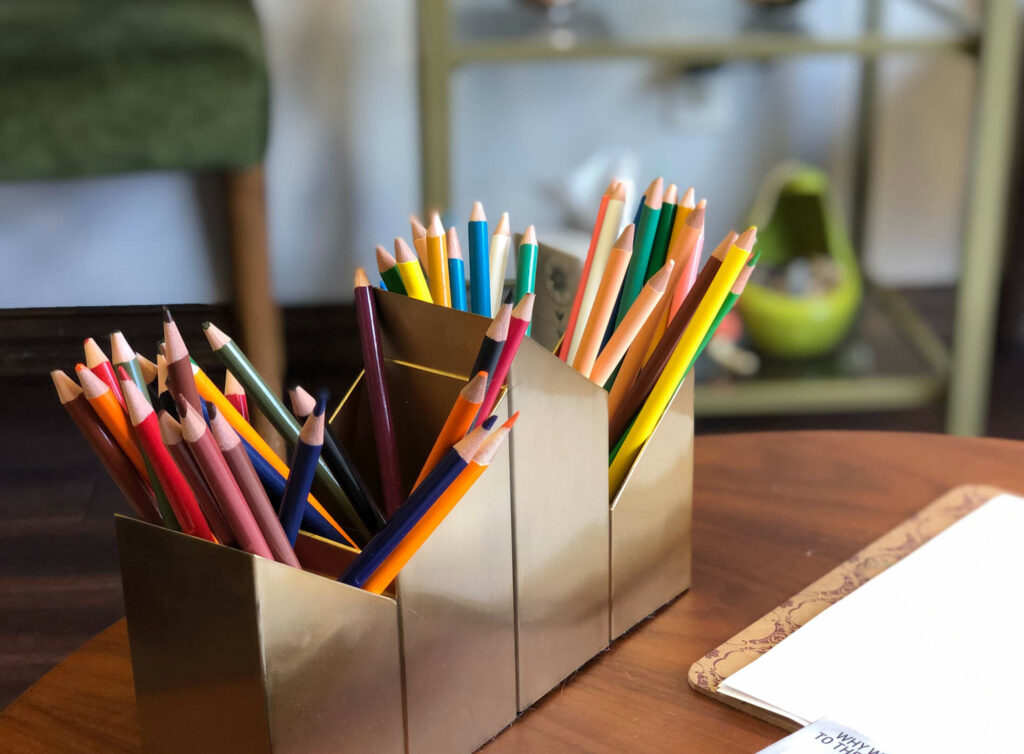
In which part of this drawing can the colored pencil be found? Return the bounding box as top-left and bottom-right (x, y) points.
(162, 308), (205, 417)
(120, 373), (213, 541)
(175, 398), (272, 558)
(394, 237), (433, 303)
(110, 331), (151, 402)
(340, 425), (490, 589)
(410, 214), (429, 270)
(279, 402), (326, 545)
(74, 365), (148, 476)
(207, 405), (300, 567)
(158, 411), (236, 546)
(566, 181), (626, 364)
(52, 370), (160, 525)
(609, 238), (751, 492)
(363, 414), (517, 594)
(515, 225), (538, 334)
(446, 227), (468, 312)
(202, 322), (370, 544)
(670, 200), (710, 320)
(290, 384), (385, 531)
(476, 292), (534, 425)
(488, 212), (512, 314)
(687, 250), (760, 374)
(354, 268), (404, 518)
(224, 370), (249, 422)
(589, 261), (672, 385)
(137, 354), (158, 385)
(376, 245), (407, 296)
(645, 183), (677, 281)
(426, 213), (451, 307)
(189, 360), (357, 548)
(413, 370), (487, 490)
(468, 201), (491, 316)
(469, 294), (512, 396)
(558, 179), (616, 362)
(83, 337), (125, 409)
(156, 354), (178, 419)
(608, 231), (735, 441)
(615, 178), (663, 327)
(606, 205), (706, 416)
(572, 225), (634, 377)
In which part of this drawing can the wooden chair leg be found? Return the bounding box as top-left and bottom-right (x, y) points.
(225, 165), (286, 457)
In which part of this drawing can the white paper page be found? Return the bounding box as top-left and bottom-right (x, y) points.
(720, 493), (1024, 754)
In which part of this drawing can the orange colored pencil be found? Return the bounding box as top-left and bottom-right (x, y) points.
(426, 213), (451, 307)
(413, 371), (488, 490)
(571, 224), (634, 377)
(589, 261), (673, 385)
(75, 364), (147, 476)
(363, 414), (517, 595)
(410, 214), (429, 269)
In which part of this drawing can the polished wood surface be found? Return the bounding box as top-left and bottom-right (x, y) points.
(4, 431), (1024, 752)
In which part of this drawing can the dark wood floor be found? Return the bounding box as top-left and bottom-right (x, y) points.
(2, 289), (1023, 709)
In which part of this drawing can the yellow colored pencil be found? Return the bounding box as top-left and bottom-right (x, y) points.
(426, 213), (451, 307)
(609, 235), (752, 493)
(395, 237), (433, 303)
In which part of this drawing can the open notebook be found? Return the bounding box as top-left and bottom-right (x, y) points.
(718, 492), (1024, 754)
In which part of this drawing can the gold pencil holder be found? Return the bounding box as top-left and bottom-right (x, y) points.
(116, 516), (405, 754)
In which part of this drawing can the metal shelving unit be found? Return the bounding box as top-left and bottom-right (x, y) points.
(417, 0), (1020, 434)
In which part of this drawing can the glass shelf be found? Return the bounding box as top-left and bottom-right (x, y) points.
(444, 0), (979, 64)
(694, 285), (949, 417)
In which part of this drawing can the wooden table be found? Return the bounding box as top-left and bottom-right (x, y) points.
(4, 431), (1024, 752)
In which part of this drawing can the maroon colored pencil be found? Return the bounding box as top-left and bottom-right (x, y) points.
(354, 268), (404, 517)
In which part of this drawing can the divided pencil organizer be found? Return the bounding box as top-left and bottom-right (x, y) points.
(117, 259), (693, 752)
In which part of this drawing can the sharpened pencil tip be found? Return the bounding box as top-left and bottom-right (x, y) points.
(162, 306), (173, 323)
(470, 201), (486, 222)
(394, 237), (417, 263)
(446, 227), (463, 259)
(428, 212), (444, 237)
(521, 225), (537, 246)
(614, 224), (635, 251)
(736, 226), (757, 251)
(354, 268), (371, 288)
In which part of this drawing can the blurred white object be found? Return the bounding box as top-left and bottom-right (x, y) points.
(543, 150), (638, 233)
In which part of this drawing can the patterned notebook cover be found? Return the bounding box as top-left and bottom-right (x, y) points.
(688, 484), (1003, 730)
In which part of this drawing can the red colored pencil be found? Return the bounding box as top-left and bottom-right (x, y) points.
(224, 370), (249, 422)
(83, 337), (126, 409)
(119, 368), (215, 542)
(475, 293), (535, 425)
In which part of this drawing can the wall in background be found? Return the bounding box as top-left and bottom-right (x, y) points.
(0, 1), (976, 308)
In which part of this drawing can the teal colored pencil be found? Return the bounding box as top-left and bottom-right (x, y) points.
(616, 177), (664, 327)
(515, 225), (538, 335)
(446, 227), (468, 311)
(468, 201), (491, 316)
(645, 183), (678, 282)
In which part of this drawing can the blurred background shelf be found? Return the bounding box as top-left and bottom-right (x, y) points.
(418, 0), (1020, 435)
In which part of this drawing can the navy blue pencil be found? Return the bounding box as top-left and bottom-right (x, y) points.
(468, 201), (491, 316)
(278, 398), (326, 545)
(340, 420), (495, 588)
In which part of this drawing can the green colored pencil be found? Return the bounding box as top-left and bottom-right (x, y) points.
(202, 322), (372, 544)
(645, 183), (678, 282)
(515, 225), (538, 335)
(616, 177), (664, 327)
(376, 245), (407, 295)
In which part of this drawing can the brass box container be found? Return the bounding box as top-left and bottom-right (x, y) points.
(117, 516), (405, 754)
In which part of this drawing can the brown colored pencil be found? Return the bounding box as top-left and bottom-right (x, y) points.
(207, 405), (301, 567)
(51, 369), (160, 525)
(158, 411), (236, 546)
(162, 307), (204, 415)
(177, 398), (274, 559)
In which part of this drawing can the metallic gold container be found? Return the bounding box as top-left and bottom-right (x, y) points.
(608, 376), (694, 639)
(117, 516), (405, 754)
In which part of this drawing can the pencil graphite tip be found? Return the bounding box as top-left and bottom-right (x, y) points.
(314, 389), (329, 417)
(409, 215), (426, 239)
(202, 322), (231, 350)
(486, 301), (513, 340)
(663, 183), (678, 205)
(502, 289), (513, 305)
(427, 212), (444, 237)
(470, 201), (486, 222)
(394, 237), (417, 263)
(495, 212), (510, 236)
(644, 177), (664, 209)
(502, 410), (520, 429)
(736, 226), (758, 251)
(162, 306), (173, 324)
(354, 267), (371, 288)
(446, 227), (463, 259)
(376, 245), (396, 271)
(521, 225), (537, 246)
(512, 292), (535, 322)
(648, 261), (674, 292)
(681, 187), (696, 209)
(614, 224), (635, 251)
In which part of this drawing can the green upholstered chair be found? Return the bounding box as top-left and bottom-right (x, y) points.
(0, 0), (284, 395)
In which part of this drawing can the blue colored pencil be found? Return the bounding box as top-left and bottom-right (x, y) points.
(446, 227), (468, 312)
(340, 421), (494, 588)
(468, 201), (491, 316)
(278, 398), (326, 545)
